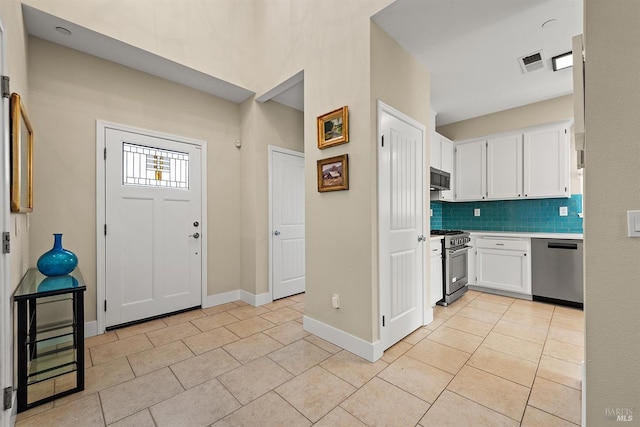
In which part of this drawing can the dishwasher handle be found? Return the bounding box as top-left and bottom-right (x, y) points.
(548, 242), (578, 250)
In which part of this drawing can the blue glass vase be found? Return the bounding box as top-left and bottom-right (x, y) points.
(37, 234), (78, 276)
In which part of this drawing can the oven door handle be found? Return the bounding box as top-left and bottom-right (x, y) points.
(447, 245), (471, 255)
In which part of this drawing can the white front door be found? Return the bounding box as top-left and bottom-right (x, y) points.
(270, 148), (305, 300)
(378, 102), (425, 351)
(105, 128), (202, 327)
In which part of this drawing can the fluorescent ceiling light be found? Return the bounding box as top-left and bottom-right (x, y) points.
(552, 52), (573, 71)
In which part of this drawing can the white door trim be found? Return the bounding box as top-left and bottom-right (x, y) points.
(96, 120), (208, 334)
(377, 100), (430, 347)
(268, 145), (304, 301)
(0, 18), (15, 426)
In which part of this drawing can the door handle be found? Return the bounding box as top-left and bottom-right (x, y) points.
(188, 232), (200, 239)
(417, 235), (426, 242)
(274, 230), (281, 236)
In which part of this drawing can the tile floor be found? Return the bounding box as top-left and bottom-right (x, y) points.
(15, 290), (584, 426)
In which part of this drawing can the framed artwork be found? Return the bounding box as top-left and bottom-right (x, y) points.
(317, 106), (348, 149)
(10, 93), (33, 213)
(317, 154), (349, 192)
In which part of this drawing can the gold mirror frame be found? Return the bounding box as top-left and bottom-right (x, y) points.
(10, 93), (33, 213)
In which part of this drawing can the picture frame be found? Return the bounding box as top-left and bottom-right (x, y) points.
(317, 154), (349, 192)
(317, 106), (348, 149)
(10, 93), (34, 213)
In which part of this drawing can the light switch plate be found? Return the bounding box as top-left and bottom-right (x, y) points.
(627, 210), (640, 237)
(474, 208), (480, 217)
(559, 206), (568, 216)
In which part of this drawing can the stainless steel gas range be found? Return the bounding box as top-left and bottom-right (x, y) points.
(431, 230), (471, 306)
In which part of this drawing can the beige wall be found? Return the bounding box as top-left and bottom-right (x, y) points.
(584, 0), (640, 424)
(27, 37), (243, 321)
(1, 0), (31, 292)
(436, 95), (573, 141)
(15, 0), (427, 347)
(301, 2), (380, 342)
(437, 95), (581, 194)
(370, 22), (430, 339)
(23, 0), (258, 92)
(247, 0), (393, 342)
(239, 98), (304, 296)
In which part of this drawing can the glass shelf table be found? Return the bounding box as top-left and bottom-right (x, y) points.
(13, 267), (86, 412)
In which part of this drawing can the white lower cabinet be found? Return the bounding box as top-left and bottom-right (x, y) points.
(467, 235), (477, 286)
(475, 237), (531, 295)
(430, 240), (443, 306)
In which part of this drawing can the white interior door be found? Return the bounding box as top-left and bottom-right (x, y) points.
(271, 148), (305, 300)
(378, 102), (425, 351)
(105, 128), (202, 327)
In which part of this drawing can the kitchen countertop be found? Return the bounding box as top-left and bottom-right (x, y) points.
(468, 231), (583, 240)
(430, 236), (444, 241)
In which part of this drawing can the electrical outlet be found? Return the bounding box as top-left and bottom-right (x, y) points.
(559, 206), (568, 217)
(474, 208), (480, 217)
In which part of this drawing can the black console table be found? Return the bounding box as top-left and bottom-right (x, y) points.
(13, 267), (86, 412)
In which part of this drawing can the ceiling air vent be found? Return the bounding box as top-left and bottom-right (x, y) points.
(518, 50), (545, 73)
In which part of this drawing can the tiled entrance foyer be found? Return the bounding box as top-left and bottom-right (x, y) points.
(15, 290), (583, 426)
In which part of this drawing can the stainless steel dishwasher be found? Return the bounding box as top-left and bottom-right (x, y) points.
(531, 238), (584, 308)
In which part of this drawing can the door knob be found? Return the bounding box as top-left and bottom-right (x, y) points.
(193, 221), (199, 227)
(417, 235), (426, 242)
(188, 232), (200, 239)
(274, 230), (281, 236)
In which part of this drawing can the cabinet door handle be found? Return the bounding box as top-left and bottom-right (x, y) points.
(495, 243), (504, 246)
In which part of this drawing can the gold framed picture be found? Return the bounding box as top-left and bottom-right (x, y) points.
(317, 154), (349, 192)
(10, 93), (34, 213)
(317, 106), (348, 149)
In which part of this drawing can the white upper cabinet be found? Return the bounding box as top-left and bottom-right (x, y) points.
(455, 140), (486, 201)
(487, 134), (523, 200)
(452, 121), (571, 202)
(523, 125), (570, 198)
(430, 132), (454, 174)
(430, 131), (443, 170)
(441, 136), (454, 174)
(430, 132), (455, 201)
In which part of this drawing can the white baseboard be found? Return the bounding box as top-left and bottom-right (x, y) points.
(424, 306), (434, 326)
(204, 289), (271, 309)
(85, 320), (97, 338)
(303, 315), (382, 362)
(203, 290), (241, 308)
(240, 291), (271, 307)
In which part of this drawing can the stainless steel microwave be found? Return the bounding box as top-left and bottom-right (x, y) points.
(430, 167), (450, 191)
